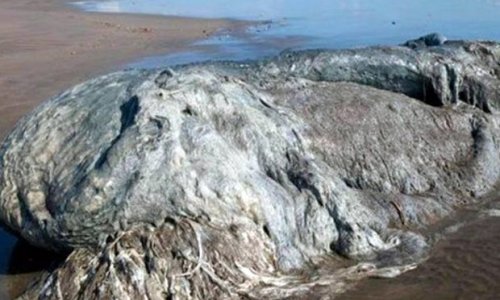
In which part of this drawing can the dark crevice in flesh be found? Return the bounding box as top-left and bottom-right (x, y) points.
(470, 117), (487, 159)
(119, 95), (140, 134)
(263, 225), (271, 238)
(286, 169), (325, 207)
(342, 178), (363, 190)
(409, 77), (442, 107)
(259, 98), (273, 109)
(182, 105), (196, 116)
(95, 96), (140, 169)
(155, 69), (174, 89)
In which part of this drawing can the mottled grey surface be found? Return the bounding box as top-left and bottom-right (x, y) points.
(2, 36), (500, 299)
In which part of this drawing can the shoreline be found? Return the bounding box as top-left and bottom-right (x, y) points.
(0, 0), (249, 140)
(2, 2), (500, 300)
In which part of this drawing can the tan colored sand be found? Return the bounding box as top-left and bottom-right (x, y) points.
(0, 0), (241, 140)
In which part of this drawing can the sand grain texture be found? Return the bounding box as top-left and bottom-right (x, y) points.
(0, 0), (238, 139)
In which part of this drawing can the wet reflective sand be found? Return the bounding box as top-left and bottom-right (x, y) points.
(339, 216), (500, 300)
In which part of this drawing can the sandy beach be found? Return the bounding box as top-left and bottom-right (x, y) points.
(0, 0), (242, 140)
(3, 1), (500, 300)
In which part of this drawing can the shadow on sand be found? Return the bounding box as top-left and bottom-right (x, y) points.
(0, 230), (65, 299)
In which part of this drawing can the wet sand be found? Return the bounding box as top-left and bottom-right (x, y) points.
(0, 0), (244, 139)
(339, 215), (500, 300)
(0, 0), (244, 298)
(336, 189), (500, 300)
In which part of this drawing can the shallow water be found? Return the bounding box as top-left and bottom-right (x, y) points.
(74, 0), (500, 67)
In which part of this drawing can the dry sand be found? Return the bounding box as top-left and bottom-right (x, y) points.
(0, 0), (243, 140)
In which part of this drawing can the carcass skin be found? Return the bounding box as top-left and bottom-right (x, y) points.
(1, 36), (500, 299)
